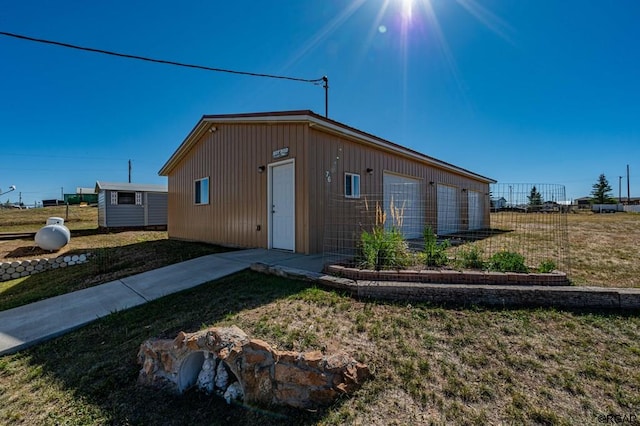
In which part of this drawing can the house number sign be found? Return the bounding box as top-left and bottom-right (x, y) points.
(272, 147), (289, 159)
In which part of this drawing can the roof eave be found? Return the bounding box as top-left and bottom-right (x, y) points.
(158, 111), (317, 176)
(95, 181), (168, 192)
(305, 116), (496, 184)
(159, 111), (496, 184)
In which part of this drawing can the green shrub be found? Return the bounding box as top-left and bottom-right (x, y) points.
(457, 244), (485, 269)
(422, 227), (450, 267)
(537, 259), (557, 273)
(359, 226), (411, 270)
(488, 251), (529, 273)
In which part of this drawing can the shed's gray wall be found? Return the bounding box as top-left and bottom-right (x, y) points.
(145, 192), (168, 225)
(99, 190), (167, 228)
(98, 192), (107, 227)
(105, 190), (145, 227)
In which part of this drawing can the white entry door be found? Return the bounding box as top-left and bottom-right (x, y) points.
(270, 161), (295, 251)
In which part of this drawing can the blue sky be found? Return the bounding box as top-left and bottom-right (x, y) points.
(1, 0), (638, 205)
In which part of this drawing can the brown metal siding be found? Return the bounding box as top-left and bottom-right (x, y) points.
(167, 121), (490, 254)
(167, 123), (308, 251)
(306, 128), (491, 253)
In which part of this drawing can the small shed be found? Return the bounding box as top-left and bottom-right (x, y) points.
(95, 181), (168, 229)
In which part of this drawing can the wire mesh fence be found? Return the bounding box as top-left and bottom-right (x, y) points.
(323, 183), (570, 274)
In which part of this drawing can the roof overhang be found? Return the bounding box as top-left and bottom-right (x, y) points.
(158, 110), (496, 184)
(95, 181), (168, 193)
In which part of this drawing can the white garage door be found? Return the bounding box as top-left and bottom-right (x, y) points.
(468, 190), (483, 230)
(383, 172), (424, 239)
(437, 184), (460, 235)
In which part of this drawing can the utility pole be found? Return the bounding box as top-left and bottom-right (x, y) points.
(128, 159), (132, 183)
(323, 76), (329, 118)
(627, 164), (631, 204)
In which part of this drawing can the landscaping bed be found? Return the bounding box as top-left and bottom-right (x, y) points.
(333, 224), (569, 286)
(324, 264), (569, 286)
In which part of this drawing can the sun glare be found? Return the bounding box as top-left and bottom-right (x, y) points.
(400, 0), (414, 20)
(276, 0), (509, 98)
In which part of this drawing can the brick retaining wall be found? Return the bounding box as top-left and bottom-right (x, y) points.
(250, 263), (640, 310)
(325, 265), (569, 286)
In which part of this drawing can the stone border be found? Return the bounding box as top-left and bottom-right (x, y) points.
(325, 264), (569, 286)
(250, 263), (640, 310)
(0, 253), (91, 282)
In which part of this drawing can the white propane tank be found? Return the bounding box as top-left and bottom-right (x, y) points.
(35, 217), (71, 251)
(46, 217), (65, 226)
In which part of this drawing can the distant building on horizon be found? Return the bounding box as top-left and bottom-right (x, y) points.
(63, 187), (98, 205)
(575, 196), (640, 207)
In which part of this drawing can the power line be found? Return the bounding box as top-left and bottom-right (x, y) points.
(0, 30), (330, 116)
(3, 153), (132, 161)
(0, 30), (324, 84)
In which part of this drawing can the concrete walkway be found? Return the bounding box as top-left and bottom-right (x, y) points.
(0, 249), (325, 356)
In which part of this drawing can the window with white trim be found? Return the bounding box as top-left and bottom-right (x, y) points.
(110, 191), (142, 205)
(345, 173), (360, 198)
(118, 192), (136, 205)
(195, 177), (209, 205)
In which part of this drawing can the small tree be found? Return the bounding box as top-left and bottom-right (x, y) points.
(528, 186), (543, 206)
(591, 174), (615, 204)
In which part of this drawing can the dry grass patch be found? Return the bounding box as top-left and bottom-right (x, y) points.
(0, 205), (97, 233)
(477, 211), (639, 287)
(0, 205), (165, 263)
(231, 288), (639, 425)
(567, 212), (640, 287)
(2, 272), (638, 425)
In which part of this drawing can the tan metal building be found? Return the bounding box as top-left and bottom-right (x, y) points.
(159, 110), (495, 254)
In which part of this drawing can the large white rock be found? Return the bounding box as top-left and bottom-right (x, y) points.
(223, 382), (244, 404)
(196, 353), (216, 394)
(215, 359), (229, 390)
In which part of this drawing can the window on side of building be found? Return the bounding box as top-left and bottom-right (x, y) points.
(345, 173), (360, 199)
(117, 191), (136, 205)
(195, 177), (209, 205)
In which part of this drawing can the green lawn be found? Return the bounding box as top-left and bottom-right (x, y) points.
(2, 271), (638, 425)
